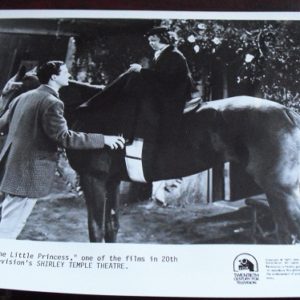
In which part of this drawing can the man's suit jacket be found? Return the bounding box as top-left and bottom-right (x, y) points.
(0, 85), (105, 198)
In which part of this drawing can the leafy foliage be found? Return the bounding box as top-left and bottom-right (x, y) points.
(165, 19), (300, 110)
(72, 19), (300, 110)
(73, 29), (152, 85)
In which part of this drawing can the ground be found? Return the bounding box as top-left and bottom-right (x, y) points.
(14, 156), (276, 244)
(18, 188), (276, 244)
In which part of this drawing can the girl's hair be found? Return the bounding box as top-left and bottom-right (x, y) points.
(146, 26), (177, 45)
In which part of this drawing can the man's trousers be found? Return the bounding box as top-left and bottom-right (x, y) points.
(0, 194), (37, 239)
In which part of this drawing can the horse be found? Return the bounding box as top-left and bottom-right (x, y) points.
(2, 69), (300, 244)
(61, 71), (300, 244)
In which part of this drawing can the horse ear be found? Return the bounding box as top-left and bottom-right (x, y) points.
(15, 65), (27, 82)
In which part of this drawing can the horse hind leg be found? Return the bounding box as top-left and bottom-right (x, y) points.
(259, 176), (300, 244)
(269, 158), (300, 243)
(247, 133), (300, 244)
(265, 186), (300, 244)
(104, 178), (120, 243)
(80, 173), (107, 242)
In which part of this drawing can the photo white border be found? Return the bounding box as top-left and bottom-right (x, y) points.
(0, 10), (300, 21)
(0, 9), (300, 298)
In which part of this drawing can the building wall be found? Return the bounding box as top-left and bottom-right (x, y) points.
(0, 33), (69, 90)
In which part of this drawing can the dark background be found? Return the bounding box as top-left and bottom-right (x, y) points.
(1, 1), (300, 300)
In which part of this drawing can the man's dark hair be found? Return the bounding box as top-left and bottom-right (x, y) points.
(37, 61), (65, 84)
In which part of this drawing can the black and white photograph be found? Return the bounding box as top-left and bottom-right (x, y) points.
(1, 9), (300, 298)
(1, 13), (300, 245)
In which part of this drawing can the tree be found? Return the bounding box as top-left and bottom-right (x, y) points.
(164, 19), (300, 110)
(72, 19), (300, 111)
(72, 21), (154, 85)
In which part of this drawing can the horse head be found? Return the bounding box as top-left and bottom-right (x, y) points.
(0, 66), (40, 116)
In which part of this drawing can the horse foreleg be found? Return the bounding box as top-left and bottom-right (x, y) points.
(80, 173), (107, 242)
(104, 178), (120, 243)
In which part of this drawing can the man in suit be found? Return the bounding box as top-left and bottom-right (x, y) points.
(0, 60), (125, 239)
